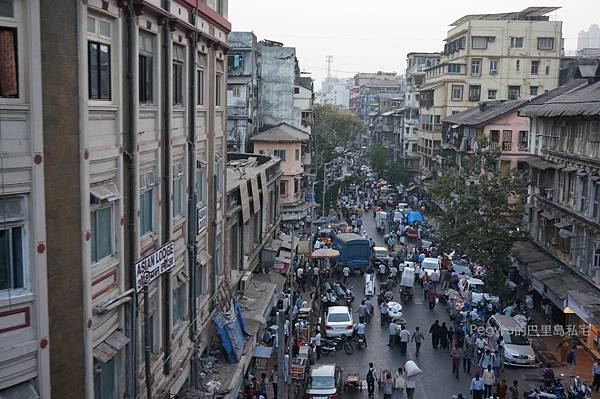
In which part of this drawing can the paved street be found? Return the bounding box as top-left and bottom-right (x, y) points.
(313, 211), (523, 398)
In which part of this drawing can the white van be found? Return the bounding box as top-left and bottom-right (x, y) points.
(375, 211), (388, 231)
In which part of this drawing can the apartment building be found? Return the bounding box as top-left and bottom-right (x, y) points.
(38, 0), (230, 398)
(251, 124), (311, 225)
(227, 32), (260, 153)
(418, 7), (562, 174)
(316, 77), (352, 109)
(513, 79), (600, 356)
(0, 0), (50, 397)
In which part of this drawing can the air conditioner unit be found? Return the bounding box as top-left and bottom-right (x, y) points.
(238, 271), (253, 293)
(488, 36), (496, 42)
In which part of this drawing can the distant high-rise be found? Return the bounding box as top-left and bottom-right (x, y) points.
(578, 24), (600, 50)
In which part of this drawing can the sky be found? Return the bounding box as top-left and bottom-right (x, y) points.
(229, 0), (599, 89)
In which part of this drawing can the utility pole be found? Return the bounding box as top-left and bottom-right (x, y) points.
(276, 310), (285, 399)
(325, 55), (333, 79)
(322, 162), (327, 217)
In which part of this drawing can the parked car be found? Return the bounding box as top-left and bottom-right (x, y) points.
(486, 314), (538, 367)
(451, 261), (472, 277)
(324, 306), (354, 337)
(372, 246), (389, 265)
(459, 277), (499, 305)
(305, 364), (343, 399)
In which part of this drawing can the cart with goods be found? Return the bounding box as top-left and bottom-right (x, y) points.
(344, 373), (363, 392)
(400, 267), (415, 302)
(291, 356), (308, 394)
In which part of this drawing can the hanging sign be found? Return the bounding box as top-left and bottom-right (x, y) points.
(135, 241), (175, 292)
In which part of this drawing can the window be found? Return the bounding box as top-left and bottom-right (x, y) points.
(580, 177), (588, 212)
(447, 64), (461, 73)
(593, 184), (600, 218)
(545, 64), (550, 75)
(172, 283), (185, 326)
(294, 179), (299, 194)
(0, 225), (24, 291)
(537, 37), (554, 50)
(508, 85), (520, 100)
(91, 206), (114, 263)
(215, 74), (222, 106)
(451, 85), (463, 101)
(227, 54), (243, 70)
(280, 181), (286, 195)
(471, 37), (488, 49)
(232, 86), (241, 97)
(197, 69), (204, 105)
(173, 45), (184, 105)
(531, 60), (540, 75)
(273, 149), (286, 161)
(470, 59), (481, 76)
(0, 0), (14, 17)
(196, 166), (206, 204)
(94, 358), (117, 399)
(140, 170), (156, 236)
(516, 60), (520, 72)
(490, 130), (500, 149)
(217, 0), (224, 15)
(502, 130), (512, 151)
(489, 59), (498, 74)
(488, 89), (497, 100)
(88, 41), (111, 100)
(173, 163), (183, 219)
(593, 247), (600, 269)
(530, 86), (538, 96)
(139, 31), (154, 104)
(468, 85), (481, 102)
(295, 148), (300, 161)
(518, 130), (528, 151)
(293, 87), (300, 94)
(0, 27), (18, 97)
(510, 37), (524, 48)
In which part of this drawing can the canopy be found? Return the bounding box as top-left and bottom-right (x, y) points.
(311, 248), (340, 259)
(407, 211), (424, 225)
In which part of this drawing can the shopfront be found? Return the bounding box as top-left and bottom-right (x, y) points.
(567, 290), (600, 358)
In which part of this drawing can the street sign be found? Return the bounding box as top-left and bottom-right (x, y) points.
(135, 241), (175, 292)
(305, 193), (315, 202)
(198, 205), (208, 233)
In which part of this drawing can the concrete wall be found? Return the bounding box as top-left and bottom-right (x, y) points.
(253, 142), (303, 176)
(482, 112), (530, 169)
(259, 45), (296, 129)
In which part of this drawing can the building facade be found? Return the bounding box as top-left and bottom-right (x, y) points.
(316, 77), (352, 109)
(37, 0), (231, 398)
(578, 24), (600, 51)
(418, 7), (563, 174)
(0, 0), (50, 397)
(227, 32), (260, 153)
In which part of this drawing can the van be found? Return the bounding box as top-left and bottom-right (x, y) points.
(375, 211), (388, 231)
(486, 314), (538, 367)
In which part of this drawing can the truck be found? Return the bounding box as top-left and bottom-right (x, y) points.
(333, 233), (371, 271)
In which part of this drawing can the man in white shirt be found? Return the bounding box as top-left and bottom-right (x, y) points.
(398, 325), (411, 356)
(342, 265), (351, 283)
(311, 330), (322, 359)
(388, 320), (398, 347)
(430, 269), (440, 287)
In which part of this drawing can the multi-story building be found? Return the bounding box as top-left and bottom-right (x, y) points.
(578, 24), (600, 51)
(441, 100), (530, 172)
(0, 0), (50, 397)
(316, 77), (352, 108)
(251, 124), (311, 226)
(418, 7), (563, 174)
(514, 79), (600, 356)
(37, 0), (231, 398)
(227, 32), (260, 153)
(351, 72), (403, 124)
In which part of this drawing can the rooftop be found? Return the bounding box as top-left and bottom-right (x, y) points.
(250, 123), (310, 142)
(450, 6), (560, 26)
(520, 80), (600, 117)
(442, 100), (527, 127)
(226, 153), (280, 193)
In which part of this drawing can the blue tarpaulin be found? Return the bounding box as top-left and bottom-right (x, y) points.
(212, 300), (250, 363)
(407, 211), (424, 225)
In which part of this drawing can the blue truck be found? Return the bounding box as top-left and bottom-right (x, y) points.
(333, 233), (371, 271)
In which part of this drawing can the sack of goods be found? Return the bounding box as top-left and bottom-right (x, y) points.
(400, 267), (415, 287)
(404, 360), (422, 378)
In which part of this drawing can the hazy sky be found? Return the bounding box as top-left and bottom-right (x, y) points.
(229, 0), (599, 89)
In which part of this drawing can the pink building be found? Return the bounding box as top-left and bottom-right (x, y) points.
(442, 100), (531, 171)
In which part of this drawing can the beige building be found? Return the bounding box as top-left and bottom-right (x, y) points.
(418, 7), (562, 174)
(251, 123), (311, 224)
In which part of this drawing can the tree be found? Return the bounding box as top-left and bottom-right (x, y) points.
(312, 104), (365, 163)
(429, 136), (528, 295)
(366, 145), (388, 176)
(386, 162), (409, 186)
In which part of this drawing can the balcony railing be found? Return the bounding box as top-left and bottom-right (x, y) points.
(421, 123), (442, 133)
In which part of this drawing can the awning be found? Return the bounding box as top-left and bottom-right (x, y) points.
(105, 330), (130, 351)
(567, 290), (600, 327)
(417, 82), (443, 92)
(451, 124), (461, 129)
(198, 250), (211, 265)
(93, 330), (130, 363)
(0, 382), (40, 398)
(539, 210), (557, 220)
(90, 182), (120, 202)
(253, 345), (273, 359)
(554, 220), (571, 229)
(525, 157), (561, 170)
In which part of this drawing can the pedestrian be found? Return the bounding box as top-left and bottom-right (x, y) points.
(382, 372), (394, 399)
(411, 326), (424, 357)
(399, 325), (411, 356)
(427, 287), (437, 310)
(482, 365), (495, 398)
(358, 300), (368, 323)
(429, 320), (440, 349)
(393, 368), (406, 399)
(270, 366), (278, 398)
(451, 345), (463, 379)
(463, 335), (475, 375)
(311, 329), (321, 360)
(508, 380), (519, 399)
(440, 322), (449, 350)
(380, 300), (389, 326)
(470, 374), (485, 399)
(365, 297), (374, 324)
(259, 372), (269, 399)
(366, 362), (377, 398)
(593, 359), (600, 391)
(567, 344), (577, 376)
(405, 375), (416, 399)
(492, 349), (502, 379)
(388, 320), (398, 347)
(556, 336), (570, 366)
(342, 265), (350, 283)
(495, 379), (508, 399)
(479, 349), (493, 371)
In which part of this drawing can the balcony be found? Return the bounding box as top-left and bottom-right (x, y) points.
(421, 123), (442, 133)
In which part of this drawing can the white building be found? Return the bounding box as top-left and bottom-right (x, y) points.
(577, 24), (600, 51)
(317, 77), (352, 109)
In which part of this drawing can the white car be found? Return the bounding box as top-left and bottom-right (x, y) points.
(305, 365), (343, 398)
(421, 257), (440, 271)
(459, 277), (499, 305)
(487, 314), (538, 367)
(324, 306), (354, 337)
(387, 301), (403, 319)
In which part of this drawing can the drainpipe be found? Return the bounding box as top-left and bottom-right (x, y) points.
(161, 0), (173, 375)
(125, 2), (138, 398)
(187, 8), (199, 389)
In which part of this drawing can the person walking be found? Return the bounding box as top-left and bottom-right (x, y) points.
(440, 322), (449, 350)
(495, 379), (508, 399)
(429, 320), (440, 349)
(556, 336), (570, 366)
(365, 297), (374, 324)
(382, 372), (394, 399)
(492, 349), (502, 379)
(311, 330), (321, 360)
(567, 344), (577, 377)
(470, 374), (485, 399)
(451, 345), (463, 379)
(366, 362), (378, 398)
(393, 368), (406, 399)
(405, 375), (416, 399)
(508, 380), (519, 399)
(411, 326), (424, 357)
(270, 366), (278, 399)
(342, 265), (350, 283)
(463, 335), (475, 375)
(259, 373), (269, 399)
(592, 359), (600, 392)
(388, 320), (399, 347)
(427, 287), (437, 310)
(482, 365), (495, 398)
(358, 300), (368, 323)
(380, 300), (389, 326)
(399, 325), (411, 356)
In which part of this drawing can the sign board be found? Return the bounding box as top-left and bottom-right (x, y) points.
(305, 193), (315, 202)
(198, 205), (208, 233)
(135, 241), (175, 292)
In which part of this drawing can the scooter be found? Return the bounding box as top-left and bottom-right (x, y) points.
(567, 377), (592, 398)
(320, 335), (353, 356)
(354, 334), (366, 350)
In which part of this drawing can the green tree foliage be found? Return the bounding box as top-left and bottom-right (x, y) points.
(313, 104), (365, 163)
(367, 144), (409, 186)
(429, 136), (528, 294)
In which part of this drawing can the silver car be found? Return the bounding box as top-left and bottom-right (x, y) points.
(305, 364), (343, 399)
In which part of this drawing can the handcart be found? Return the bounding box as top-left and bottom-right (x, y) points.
(344, 373), (363, 391)
(399, 267), (415, 302)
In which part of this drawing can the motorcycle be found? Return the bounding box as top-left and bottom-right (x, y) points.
(354, 333), (366, 350)
(320, 335), (353, 356)
(567, 377), (592, 398)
